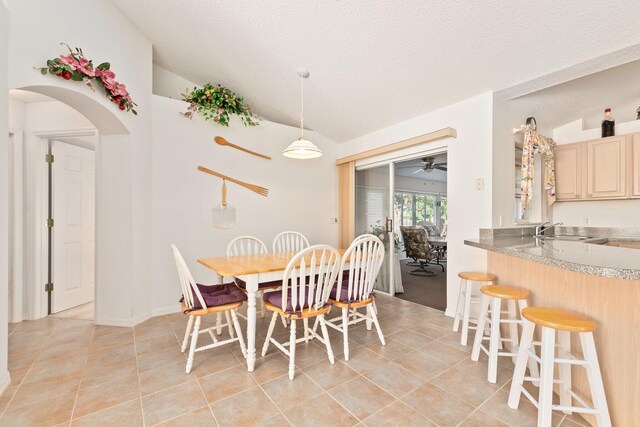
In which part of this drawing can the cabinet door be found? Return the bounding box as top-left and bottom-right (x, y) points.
(633, 134), (640, 198)
(586, 136), (627, 199)
(554, 143), (583, 201)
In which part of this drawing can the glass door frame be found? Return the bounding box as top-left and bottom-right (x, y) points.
(354, 145), (448, 298)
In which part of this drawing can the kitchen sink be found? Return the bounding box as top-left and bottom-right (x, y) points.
(587, 239), (640, 249)
(537, 235), (591, 241)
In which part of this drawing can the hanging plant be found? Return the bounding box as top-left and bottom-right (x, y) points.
(181, 83), (260, 127)
(35, 43), (137, 115)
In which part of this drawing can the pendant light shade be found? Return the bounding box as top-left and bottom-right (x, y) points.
(283, 68), (322, 159)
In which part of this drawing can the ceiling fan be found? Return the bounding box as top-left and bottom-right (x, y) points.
(398, 157), (447, 174)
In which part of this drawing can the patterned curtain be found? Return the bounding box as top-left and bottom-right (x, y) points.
(520, 127), (556, 216)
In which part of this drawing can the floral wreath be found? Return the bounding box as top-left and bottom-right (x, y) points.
(35, 43), (137, 115)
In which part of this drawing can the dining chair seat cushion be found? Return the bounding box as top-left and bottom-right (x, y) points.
(234, 278), (282, 290)
(182, 283), (247, 310)
(330, 271), (367, 301)
(263, 287), (320, 312)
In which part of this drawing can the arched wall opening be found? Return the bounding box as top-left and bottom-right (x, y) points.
(8, 85), (135, 324)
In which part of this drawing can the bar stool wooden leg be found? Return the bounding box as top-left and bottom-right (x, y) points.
(517, 299), (539, 383)
(453, 278), (466, 333)
(508, 318), (535, 409)
(580, 332), (612, 427)
(471, 294), (490, 362)
(557, 330), (572, 414)
(537, 327), (556, 427)
(507, 299), (519, 363)
(488, 297), (502, 383)
(461, 280), (473, 345)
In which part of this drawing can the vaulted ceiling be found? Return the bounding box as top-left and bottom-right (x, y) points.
(112, 0), (640, 142)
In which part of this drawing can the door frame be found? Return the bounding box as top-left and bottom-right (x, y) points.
(17, 127), (97, 320)
(355, 145), (448, 298)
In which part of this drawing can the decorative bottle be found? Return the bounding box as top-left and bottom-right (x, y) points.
(601, 108), (615, 137)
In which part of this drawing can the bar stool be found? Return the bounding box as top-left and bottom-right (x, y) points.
(471, 285), (538, 383)
(508, 307), (611, 427)
(452, 271), (497, 345)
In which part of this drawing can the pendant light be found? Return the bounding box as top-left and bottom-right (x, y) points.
(283, 68), (322, 159)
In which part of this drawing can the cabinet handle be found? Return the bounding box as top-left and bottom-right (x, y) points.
(587, 194), (593, 198)
(575, 194), (581, 198)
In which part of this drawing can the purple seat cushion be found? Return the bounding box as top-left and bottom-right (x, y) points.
(330, 280), (351, 301)
(182, 283), (247, 310)
(234, 278), (281, 290)
(263, 287), (319, 312)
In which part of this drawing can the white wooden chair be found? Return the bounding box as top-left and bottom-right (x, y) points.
(272, 231), (309, 253)
(171, 244), (247, 374)
(320, 234), (386, 361)
(225, 236), (275, 319)
(261, 245), (341, 380)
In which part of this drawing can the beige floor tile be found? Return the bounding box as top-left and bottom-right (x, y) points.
(135, 333), (179, 356)
(7, 350), (38, 370)
(0, 392), (76, 427)
(139, 359), (194, 396)
(283, 392), (358, 427)
(387, 330), (433, 349)
(286, 340), (332, 369)
(361, 337), (412, 361)
(364, 362), (426, 398)
(80, 358), (138, 390)
(341, 346), (389, 375)
(458, 409), (510, 426)
(437, 332), (473, 353)
(402, 383), (475, 427)
(262, 413), (292, 426)
(479, 389), (564, 427)
(8, 366), (29, 387)
(8, 377), (80, 410)
(21, 353), (86, 385)
(209, 386), (279, 426)
(89, 330), (134, 351)
(394, 349), (451, 380)
(303, 360), (360, 390)
(416, 340), (469, 365)
(134, 323), (176, 342)
(73, 375), (140, 418)
(137, 345), (186, 373)
(198, 365), (257, 403)
(329, 376), (395, 421)
(189, 347), (240, 378)
(261, 372), (324, 411)
(413, 322), (451, 339)
(156, 406), (215, 426)
(70, 399), (143, 427)
(455, 356), (514, 387)
(85, 342), (136, 370)
(431, 365), (501, 406)
(142, 381), (207, 426)
(92, 325), (131, 339)
(363, 401), (435, 426)
(249, 353), (291, 384)
(0, 386), (17, 413)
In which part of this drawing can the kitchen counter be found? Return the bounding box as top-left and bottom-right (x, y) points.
(464, 236), (640, 280)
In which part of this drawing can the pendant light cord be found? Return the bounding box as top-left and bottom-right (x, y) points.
(300, 75), (304, 138)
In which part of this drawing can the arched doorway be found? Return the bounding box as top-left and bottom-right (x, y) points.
(8, 85), (131, 321)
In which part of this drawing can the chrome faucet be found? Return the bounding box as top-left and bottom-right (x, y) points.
(535, 222), (563, 236)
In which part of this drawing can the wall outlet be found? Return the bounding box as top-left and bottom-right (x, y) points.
(583, 217), (590, 225)
(330, 217), (338, 224)
(475, 178), (484, 190)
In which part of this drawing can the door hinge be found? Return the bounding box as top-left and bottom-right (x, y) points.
(47, 218), (54, 228)
(45, 283), (54, 292)
(45, 154), (54, 163)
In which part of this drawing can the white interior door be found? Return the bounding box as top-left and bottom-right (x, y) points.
(52, 140), (95, 313)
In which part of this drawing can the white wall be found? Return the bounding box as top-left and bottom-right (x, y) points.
(395, 175), (447, 194)
(0, 0), (11, 395)
(551, 118), (640, 227)
(340, 92), (494, 316)
(150, 95), (339, 314)
(5, 0), (153, 326)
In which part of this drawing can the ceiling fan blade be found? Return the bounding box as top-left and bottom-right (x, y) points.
(435, 165), (447, 171)
(412, 168), (424, 174)
(397, 165), (421, 168)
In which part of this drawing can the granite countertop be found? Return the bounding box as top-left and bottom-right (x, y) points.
(465, 236), (640, 280)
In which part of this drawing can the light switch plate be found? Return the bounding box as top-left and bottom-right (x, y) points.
(475, 178), (484, 190)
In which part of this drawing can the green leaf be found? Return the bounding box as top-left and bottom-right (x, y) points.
(70, 72), (83, 81)
(40, 68), (48, 75)
(96, 62), (110, 70)
(132, 109), (138, 115)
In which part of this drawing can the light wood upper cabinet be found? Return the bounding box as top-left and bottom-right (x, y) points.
(555, 143), (583, 201)
(633, 134), (640, 198)
(585, 136), (627, 199)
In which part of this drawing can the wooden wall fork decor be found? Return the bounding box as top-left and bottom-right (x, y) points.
(214, 136), (271, 160)
(197, 166), (269, 197)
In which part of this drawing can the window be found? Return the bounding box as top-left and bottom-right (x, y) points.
(394, 191), (441, 232)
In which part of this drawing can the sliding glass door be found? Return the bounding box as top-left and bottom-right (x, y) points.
(354, 164), (394, 294)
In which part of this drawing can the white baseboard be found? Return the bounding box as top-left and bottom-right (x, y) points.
(445, 307), (455, 318)
(0, 370), (11, 395)
(94, 307), (180, 327)
(151, 305), (181, 317)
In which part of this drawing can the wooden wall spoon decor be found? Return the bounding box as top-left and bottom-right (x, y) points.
(197, 166), (269, 197)
(214, 136), (271, 160)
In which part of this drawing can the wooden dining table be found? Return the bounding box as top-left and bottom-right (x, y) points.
(198, 249), (347, 372)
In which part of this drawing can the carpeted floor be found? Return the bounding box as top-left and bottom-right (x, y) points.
(395, 260), (447, 311)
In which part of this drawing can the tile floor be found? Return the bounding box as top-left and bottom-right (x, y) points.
(0, 295), (590, 427)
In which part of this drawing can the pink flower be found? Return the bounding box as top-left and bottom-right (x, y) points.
(74, 56), (95, 77)
(110, 82), (128, 97)
(378, 233), (385, 241)
(59, 54), (76, 67)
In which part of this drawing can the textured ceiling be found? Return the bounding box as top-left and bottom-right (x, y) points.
(112, 0), (640, 142)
